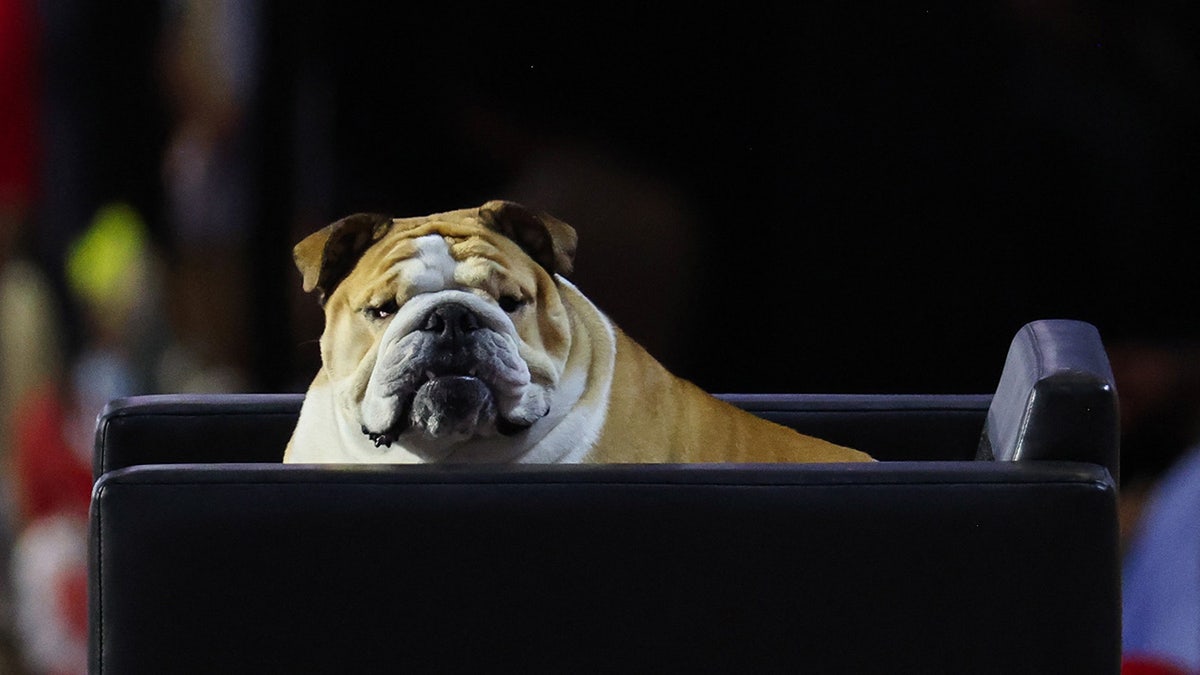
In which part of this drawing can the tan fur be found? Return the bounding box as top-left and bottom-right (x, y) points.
(552, 276), (870, 463)
(590, 328), (870, 462)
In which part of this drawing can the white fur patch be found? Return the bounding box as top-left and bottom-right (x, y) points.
(514, 275), (615, 463)
(290, 381), (423, 463)
(393, 234), (457, 295)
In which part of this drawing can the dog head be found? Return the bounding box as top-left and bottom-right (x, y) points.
(294, 200), (580, 461)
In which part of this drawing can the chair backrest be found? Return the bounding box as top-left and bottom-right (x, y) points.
(93, 391), (994, 477)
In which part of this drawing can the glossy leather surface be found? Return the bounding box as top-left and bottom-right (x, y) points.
(91, 462), (1118, 674)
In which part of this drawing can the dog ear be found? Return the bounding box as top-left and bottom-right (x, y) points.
(478, 200), (577, 276)
(294, 213), (394, 305)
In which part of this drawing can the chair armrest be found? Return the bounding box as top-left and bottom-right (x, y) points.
(978, 319), (1120, 482)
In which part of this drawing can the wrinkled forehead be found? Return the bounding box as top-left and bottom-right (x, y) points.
(344, 222), (538, 301)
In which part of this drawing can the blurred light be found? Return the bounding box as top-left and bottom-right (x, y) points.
(65, 201), (147, 309)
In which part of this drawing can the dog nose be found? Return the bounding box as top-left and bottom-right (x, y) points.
(421, 304), (480, 342)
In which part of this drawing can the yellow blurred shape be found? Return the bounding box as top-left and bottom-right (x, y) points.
(66, 202), (147, 309)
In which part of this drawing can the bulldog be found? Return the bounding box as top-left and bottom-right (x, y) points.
(284, 200), (873, 464)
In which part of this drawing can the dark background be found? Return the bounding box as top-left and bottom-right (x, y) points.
(9, 5), (1200, 670)
(31, 1), (1200, 396)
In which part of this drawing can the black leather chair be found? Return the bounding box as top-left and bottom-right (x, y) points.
(88, 319), (1120, 674)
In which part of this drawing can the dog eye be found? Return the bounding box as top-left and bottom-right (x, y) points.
(498, 295), (524, 313)
(364, 299), (399, 320)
